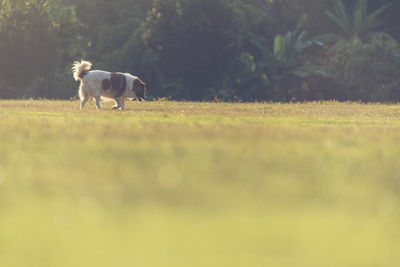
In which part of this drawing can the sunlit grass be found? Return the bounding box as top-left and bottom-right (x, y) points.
(0, 100), (400, 267)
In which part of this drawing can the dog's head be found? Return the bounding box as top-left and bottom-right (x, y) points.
(133, 78), (147, 101)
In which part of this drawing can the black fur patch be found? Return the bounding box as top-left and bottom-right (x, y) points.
(102, 79), (111, 90)
(110, 73), (127, 97)
(133, 78), (147, 101)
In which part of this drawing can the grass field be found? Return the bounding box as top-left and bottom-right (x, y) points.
(1, 100), (400, 267)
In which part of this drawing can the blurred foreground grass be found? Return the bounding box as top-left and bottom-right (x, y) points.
(1, 100), (400, 266)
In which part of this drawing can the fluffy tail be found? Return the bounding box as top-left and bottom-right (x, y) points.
(72, 60), (92, 81)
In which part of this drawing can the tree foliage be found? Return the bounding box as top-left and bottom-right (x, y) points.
(319, 0), (391, 43)
(0, 0), (59, 97)
(0, 0), (400, 102)
(143, 0), (246, 99)
(325, 33), (400, 101)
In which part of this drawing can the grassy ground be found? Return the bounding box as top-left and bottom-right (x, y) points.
(1, 100), (400, 267)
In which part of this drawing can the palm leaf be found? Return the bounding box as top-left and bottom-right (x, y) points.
(247, 34), (271, 61)
(364, 3), (391, 21)
(355, 0), (367, 19)
(331, 0), (351, 30)
(354, 0), (365, 30)
(326, 10), (351, 35)
(362, 3), (391, 26)
(294, 31), (312, 52)
(274, 35), (286, 64)
(359, 3), (391, 36)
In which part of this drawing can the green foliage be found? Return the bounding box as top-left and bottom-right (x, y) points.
(0, 0), (400, 101)
(274, 35), (286, 64)
(316, 0), (400, 101)
(0, 0), (59, 97)
(144, 0), (244, 100)
(321, 0), (391, 42)
(224, 15), (326, 101)
(325, 33), (400, 101)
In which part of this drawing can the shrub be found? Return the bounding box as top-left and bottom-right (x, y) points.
(325, 33), (400, 101)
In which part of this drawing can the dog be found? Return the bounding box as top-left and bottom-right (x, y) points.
(72, 60), (147, 110)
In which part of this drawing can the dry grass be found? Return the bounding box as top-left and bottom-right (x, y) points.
(0, 100), (400, 267)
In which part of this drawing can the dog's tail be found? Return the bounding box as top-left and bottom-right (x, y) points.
(72, 60), (92, 81)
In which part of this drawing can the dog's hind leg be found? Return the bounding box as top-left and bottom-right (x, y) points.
(113, 97), (122, 110)
(95, 96), (101, 110)
(80, 96), (89, 109)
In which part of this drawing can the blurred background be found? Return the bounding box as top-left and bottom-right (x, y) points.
(1, 0), (400, 102)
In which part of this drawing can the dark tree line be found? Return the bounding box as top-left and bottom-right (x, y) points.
(1, 0), (400, 101)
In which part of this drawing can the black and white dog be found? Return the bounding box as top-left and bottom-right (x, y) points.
(73, 60), (147, 110)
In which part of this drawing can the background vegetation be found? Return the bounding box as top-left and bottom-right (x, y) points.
(1, 0), (400, 101)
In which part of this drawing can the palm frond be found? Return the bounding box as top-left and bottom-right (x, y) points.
(355, 0), (367, 19)
(327, 0), (391, 41)
(358, 3), (390, 37)
(331, 0), (351, 30)
(364, 3), (391, 21)
(326, 10), (351, 35)
(248, 34), (271, 61)
(354, 8), (363, 30)
(294, 31), (313, 52)
(362, 3), (391, 27)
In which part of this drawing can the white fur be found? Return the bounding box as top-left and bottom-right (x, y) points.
(72, 60), (92, 81)
(72, 60), (141, 110)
